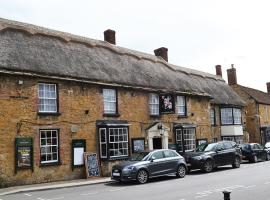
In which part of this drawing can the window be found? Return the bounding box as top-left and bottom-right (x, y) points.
(40, 130), (59, 164)
(210, 108), (216, 125)
(103, 89), (117, 114)
(151, 151), (164, 160)
(38, 83), (57, 113)
(149, 93), (159, 116)
(220, 107), (242, 125)
(176, 128), (196, 152)
(99, 127), (129, 159)
(176, 96), (186, 116)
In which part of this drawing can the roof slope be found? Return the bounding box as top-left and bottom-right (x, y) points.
(238, 85), (270, 105)
(0, 18), (245, 106)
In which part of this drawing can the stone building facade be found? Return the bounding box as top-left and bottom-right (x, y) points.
(227, 66), (270, 144)
(0, 18), (245, 187)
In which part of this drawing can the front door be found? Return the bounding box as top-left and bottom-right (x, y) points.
(153, 138), (162, 149)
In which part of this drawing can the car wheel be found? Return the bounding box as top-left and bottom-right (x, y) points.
(136, 169), (148, 184)
(203, 160), (213, 173)
(266, 154), (270, 161)
(252, 155), (258, 163)
(176, 165), (186, 178)
(232, 156), (241, 168)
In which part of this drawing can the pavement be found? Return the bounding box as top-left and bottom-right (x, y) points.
(0, 177), (112, 196)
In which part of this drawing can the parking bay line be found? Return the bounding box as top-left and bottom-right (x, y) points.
(24, 193), (32, 196)
(108, 188), (125, 192)
(80, 192), (99, 196)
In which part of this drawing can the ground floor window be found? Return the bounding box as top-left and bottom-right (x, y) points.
(222, 136), (243, 144)
(175, 128), (196, 152)
(40, 129), (59, 164)
(99, 127), (129, 159)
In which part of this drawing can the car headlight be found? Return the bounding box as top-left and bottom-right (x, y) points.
(123, 166), (136, 172)
(194, 156), (203, 160)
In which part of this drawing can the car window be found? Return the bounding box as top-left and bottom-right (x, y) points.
(265, 142), (270, 148)
(164, 150), (176, 158)
(252, 144), (258, 150)
(224, 142), (233, 150)
(241, 144), (251, 151)
(216, 143), (225, 151)
(203, 143), (217, 151)
(151, 151), (164, 160)
(257, 144), (264, 150)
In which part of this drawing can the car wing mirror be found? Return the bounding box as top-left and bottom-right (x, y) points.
(150, 157), (156, 162)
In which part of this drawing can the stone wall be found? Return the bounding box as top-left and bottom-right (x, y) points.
(0, 74), (213, 187)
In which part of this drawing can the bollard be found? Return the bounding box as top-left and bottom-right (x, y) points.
(223, 191), (231, 200)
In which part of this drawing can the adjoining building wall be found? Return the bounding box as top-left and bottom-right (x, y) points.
(0, 74), (213, 187)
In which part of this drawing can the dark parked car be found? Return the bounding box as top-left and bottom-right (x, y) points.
(240, 143), (270, 163)
(111, 149), (187, 184)
(184, 141), (241, 173)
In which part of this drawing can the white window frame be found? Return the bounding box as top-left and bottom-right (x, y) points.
(108, 127), (129, 158)
(221, 107), (242, 125)
(40, 130), (59, 164)
(176, 96), (186, 116)
(210, 108), (216, 125)
(149, 93), (159, 116)
(176, 128), (196, 152)
(103, 89), (117, 114)
(38, 83), (57, 113)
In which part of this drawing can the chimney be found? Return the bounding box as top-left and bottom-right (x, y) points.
(215, 65), (222, 77)
(104, 29), (116, 45)
(267, 82), (270, 94)
(154, 47), (168, 62)
(227, 64), (237, 85)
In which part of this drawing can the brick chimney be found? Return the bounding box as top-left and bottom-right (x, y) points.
(154, 47), (168, 62)
(104, 29), (116, 45)
(267, 82), (270, 94)
(215, 65), (222, 77)
(227, 64), (237, 85)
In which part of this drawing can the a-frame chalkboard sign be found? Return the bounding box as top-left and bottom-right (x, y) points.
(84, 152), (100, 178)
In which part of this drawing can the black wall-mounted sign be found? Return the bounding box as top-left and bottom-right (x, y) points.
(15, 137), (33, 173)
(72, 139), (86, 170)
(84, 152), (100, 178)
(160, 94), (175, 114)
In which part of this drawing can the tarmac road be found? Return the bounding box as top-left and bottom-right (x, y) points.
(2, 161), (270, 200)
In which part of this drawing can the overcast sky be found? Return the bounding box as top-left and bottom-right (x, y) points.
(1, 0), (270, 92)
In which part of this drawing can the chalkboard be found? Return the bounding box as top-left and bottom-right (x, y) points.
(84, 152), (100, 178)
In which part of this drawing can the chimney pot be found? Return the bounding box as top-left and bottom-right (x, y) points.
(104, 29), (116, 45)
(267, 82), (270, 94)
(215, 65), (222, 77)
(154, 47), (168, 62)
(227, 65), (237, 85)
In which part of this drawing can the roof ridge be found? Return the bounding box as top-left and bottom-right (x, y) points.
(0, 17), (223, 83)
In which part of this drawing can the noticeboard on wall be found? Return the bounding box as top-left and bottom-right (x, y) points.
(15, 137), (33, 173)
(72, 139), (86, 170)
(84, 152), (100, 178)
(131, 138), (145, 153)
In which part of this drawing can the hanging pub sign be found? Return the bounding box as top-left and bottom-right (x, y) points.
(160, 94), (175, 114)
(72, 139), (86, 170)
(15, 137), (33, 173)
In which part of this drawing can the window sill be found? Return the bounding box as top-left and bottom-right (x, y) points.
(103, 113), (120, 117)
(39, 161), (61, 167)
(177, 115), (188, 119)
(150, 115), (161, 118)
(38, 112), (61, 117)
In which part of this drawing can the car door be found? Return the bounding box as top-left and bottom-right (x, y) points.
(257, 144), (266, 160)
(163, 150), (179, 174)
(214, 143), (226, 166)
(147, 150), (166, 176)
(252, 144), (260, 160)
(223, 141), (235, 164)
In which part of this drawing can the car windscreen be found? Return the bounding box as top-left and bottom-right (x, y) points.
(129, 152), (150, 161)
(241, 144), (251, 151)
(195, 143), (217, 152)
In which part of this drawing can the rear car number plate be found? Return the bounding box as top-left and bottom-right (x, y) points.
(112, 172), (120, 176)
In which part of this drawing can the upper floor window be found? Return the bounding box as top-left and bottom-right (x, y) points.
(149, 93), (159, 116)
(176, 96), (186, 116)
(103, 89), (117, 114)
(38, 83), (57, 113)
(210, 108), (216, 125)
(220, 107), (242, 125)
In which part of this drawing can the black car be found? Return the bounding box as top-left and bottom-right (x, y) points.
(184, 141), (241, 173)
(240, 143), (270, 163)
(111, 149), (187, 184)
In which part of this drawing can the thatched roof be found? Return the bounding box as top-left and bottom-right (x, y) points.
(0, 18), (245, 106)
